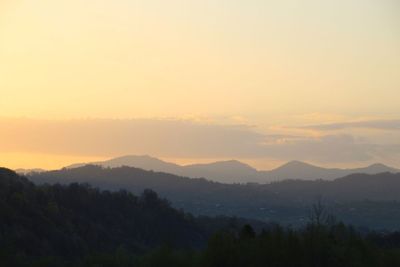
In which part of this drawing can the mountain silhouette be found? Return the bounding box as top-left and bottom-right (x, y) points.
(28, 165), (400, 229)
(15, 168), (46, 175)
(67, 155), (182, 174)
(66, 155), (259, 183)
(5, 167), (400, 266)
(64, 155), (399, 183)
(261, 161), (400, 181)
(182, 160), (258, 182)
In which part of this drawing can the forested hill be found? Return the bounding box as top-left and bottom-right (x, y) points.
(29, 165), (400, 202)
(3, 167), (400, 266)
(0, 167), (204, 254)
(0, 167), (267, 265)
(28, 165), (400, 229)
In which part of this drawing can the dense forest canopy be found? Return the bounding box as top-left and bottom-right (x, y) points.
(1, 167), (400, 266)
(0, 167), (265, 266)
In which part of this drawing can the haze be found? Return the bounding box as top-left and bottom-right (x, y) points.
(1, 0), (399, 170)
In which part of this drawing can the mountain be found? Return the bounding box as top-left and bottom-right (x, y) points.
(4, 167), (400, 266)
(0, 167), (204, 255)
(65, 155), (400, 183)
(67, 155), (259, 183)
(261, 160), (338, 181)
(261, 161), (400, 181)
(14, 168), (46, 175)
(181, 160), (258, 183)
(0, 167), (270, 265)
(353, 163), (399, 174)
(67, 155), (182, 174)
(28, 165), (400, 230)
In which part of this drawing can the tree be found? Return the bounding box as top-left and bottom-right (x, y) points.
(239, 224), (255, 240)
(309, 196), (328, 226)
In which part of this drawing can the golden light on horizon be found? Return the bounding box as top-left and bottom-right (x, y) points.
(1, 0), (399, 169)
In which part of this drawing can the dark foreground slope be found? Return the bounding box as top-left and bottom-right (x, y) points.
(0, 168), (204, 261)
(2, 167), (400, 267)
(0, 168), (267, 266)
(29, 165), (400, 230)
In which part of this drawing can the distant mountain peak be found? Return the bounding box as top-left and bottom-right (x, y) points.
(207, 159), (254, 167)
(367, 163), (389, 168)
(362, 163), (398, 173)
(185, 159), (257, 173)
(277, 160), (318, 169)
(15, 168), (46, 175)
(65, 155), (399, 183)
(111, 155), (165, 162)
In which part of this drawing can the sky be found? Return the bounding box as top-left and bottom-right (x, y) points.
(0, 0), (399, 170)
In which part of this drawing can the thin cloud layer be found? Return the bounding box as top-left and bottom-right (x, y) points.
(0, 118), (399, 165)
(301, 119), (400, 131)
(260, 134), (376, 163)
(0, 118), (264, 158)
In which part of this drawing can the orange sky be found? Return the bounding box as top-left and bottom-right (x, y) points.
(0, 1), (399, 169)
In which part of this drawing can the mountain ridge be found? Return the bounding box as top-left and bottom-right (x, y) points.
(61, 155), (399, 183)
(27, 165), (400, 229)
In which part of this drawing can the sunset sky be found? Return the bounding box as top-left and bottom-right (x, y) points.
(1, 0), (399, 170)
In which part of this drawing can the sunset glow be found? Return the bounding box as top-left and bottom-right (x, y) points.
(1, 0), (399, 169)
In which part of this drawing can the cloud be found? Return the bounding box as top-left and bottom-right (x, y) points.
(301, 119), (400, 131)
(0, 118), (399, 165)
(0, 118), (264, 158)
(260, 134), (377, 163)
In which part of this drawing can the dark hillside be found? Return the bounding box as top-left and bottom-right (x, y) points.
(29, 166), (400, 229)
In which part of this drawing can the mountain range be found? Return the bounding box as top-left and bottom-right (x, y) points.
(14, 168), (46, 175)
(28, 165), (400, 230)
(5, 166), (400, 266)
(64, 155), (399, 183)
